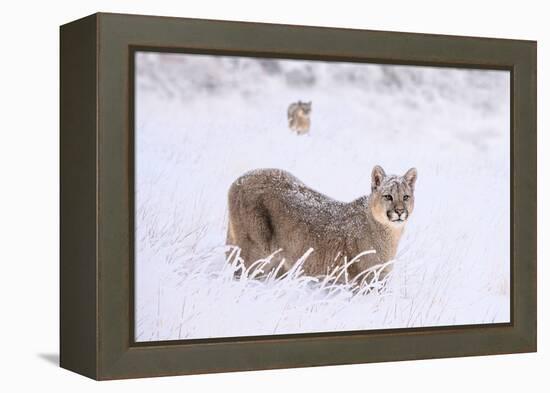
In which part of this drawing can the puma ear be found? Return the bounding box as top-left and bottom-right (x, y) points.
(371, 165), (386, 191)
(404, 168), (418, 191)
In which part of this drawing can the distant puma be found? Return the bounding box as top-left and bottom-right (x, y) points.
(226, 166), (417, 281)
(287, 101), (312, 135)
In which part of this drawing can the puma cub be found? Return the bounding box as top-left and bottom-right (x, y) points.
(287, 101), (312, 135)
(226, 166), (417, 281)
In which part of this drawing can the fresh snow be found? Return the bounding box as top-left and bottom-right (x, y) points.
(134, 52), (510, 341)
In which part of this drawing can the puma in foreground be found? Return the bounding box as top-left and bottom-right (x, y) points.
(226, 166), (417, 281)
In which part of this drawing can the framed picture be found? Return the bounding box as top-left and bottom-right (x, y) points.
(60, 13), (537, 380)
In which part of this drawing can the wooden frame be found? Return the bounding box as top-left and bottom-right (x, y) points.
(60, 12), (537, 380)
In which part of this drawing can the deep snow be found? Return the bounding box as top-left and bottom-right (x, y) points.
(134, 52), (510, 341)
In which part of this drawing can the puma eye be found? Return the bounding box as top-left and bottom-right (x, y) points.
(383, 195), (393, 201)
(403, 195), (410, 201)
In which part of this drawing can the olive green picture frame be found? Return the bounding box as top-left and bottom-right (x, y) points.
(60, 12), (537, 380)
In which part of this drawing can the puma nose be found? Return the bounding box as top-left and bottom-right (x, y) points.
(395, 208), (405, 215)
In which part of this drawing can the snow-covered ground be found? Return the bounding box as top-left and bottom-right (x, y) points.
(134, 52), (510, 342)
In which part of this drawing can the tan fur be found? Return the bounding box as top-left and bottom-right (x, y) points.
(226, 166), (417, 281)
(287, 101), (311, 135)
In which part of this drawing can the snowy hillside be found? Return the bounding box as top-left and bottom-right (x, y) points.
(134, 52), (510, 341)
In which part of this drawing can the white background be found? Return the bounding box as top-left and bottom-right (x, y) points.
(0, 0), (545, 391)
